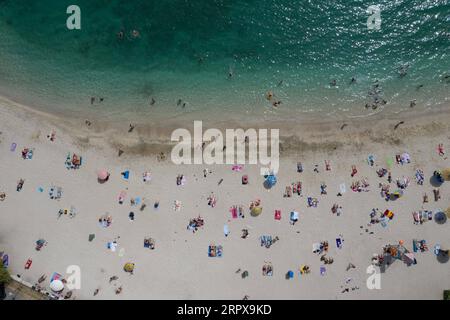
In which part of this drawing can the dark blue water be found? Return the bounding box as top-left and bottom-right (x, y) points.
(0, 0), (449, 123)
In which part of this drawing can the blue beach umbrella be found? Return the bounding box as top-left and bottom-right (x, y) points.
(265, 174), (277, 188)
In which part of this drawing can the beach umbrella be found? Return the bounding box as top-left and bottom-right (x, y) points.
(264, 174), (277, 188)
(445, 208), (450, 219)
(434, 211), (447, 224)
(442, 168), (450, 181)
(97, 169), (109, 181)
(389, 190), (403, 200)
(50, 279), (64, 292)
(250, 207), (262, 217)
(123, 262), (135, 273)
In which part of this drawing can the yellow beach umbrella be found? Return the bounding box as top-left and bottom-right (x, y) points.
(445, 207), (450, 219)
(250, 206), (262, 217)
(442, 168), (450, 181)
(124, 262), (135, 273)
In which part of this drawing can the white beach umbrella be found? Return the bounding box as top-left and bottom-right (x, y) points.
(50, 279), (64, 292)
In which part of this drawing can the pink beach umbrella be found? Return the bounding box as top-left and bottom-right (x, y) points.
(97, 169), (109, 181)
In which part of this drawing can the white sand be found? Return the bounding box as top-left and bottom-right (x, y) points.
(0, 98), (449, 300)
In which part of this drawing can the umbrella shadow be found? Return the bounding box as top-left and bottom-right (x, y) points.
(263, 180), (272, 190)
(429, 176), (443, 187)
(97, 176), (110, 184)
(437, 251), (450, 263)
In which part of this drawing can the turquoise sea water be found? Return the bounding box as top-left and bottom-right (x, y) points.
(0, 0), (449, 124)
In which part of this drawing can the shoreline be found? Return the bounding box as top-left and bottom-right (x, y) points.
(1, 94), (450, 299)
(2, 94), (450, 159)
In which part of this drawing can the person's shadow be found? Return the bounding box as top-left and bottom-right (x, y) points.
(429, 175), (444, 187)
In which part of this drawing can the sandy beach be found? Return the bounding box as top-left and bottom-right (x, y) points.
(1, 96), (450, 300)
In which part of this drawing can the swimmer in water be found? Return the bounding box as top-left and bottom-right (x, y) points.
(131, 29), (140, 38)
(228, 66), (234, 79)
(265, 91), (274, 101)
(350, 77), (356, 84)
(117, 30), (124, 40)
(330, 79), (337, 87)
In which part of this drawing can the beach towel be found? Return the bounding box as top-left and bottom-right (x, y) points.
(24, 258), (32, 270)
(10, 143), (16, 152)
(367, 154), (375, 166)
(339, 183), (346, 194)
(412, 212), (420, 224)
(386, 157), (393, 169)
(133, 197), (141, 206)
(121, 170), (130, 180)
(208, 245), (223, 257)
(380, 216), (389, 228)
(312, 243), (321, 253)
(434, 244), (441, 256)
(107, 241), (118, 252)
(2, 254), (9, 268)
(320, 266), (326, 276)
(223, 224), (230, 237)
(413, 239), (421, 253)
(230, 207), (238, 219)
(88, 234), (95, 242)
(232, 165), (243, 172)
(118, 191), (126, 204)
(118, 248), (125, 257)
(290, 211), (299, 222)
(274, 210), (281, 220)
(336, 237), (343, 249)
